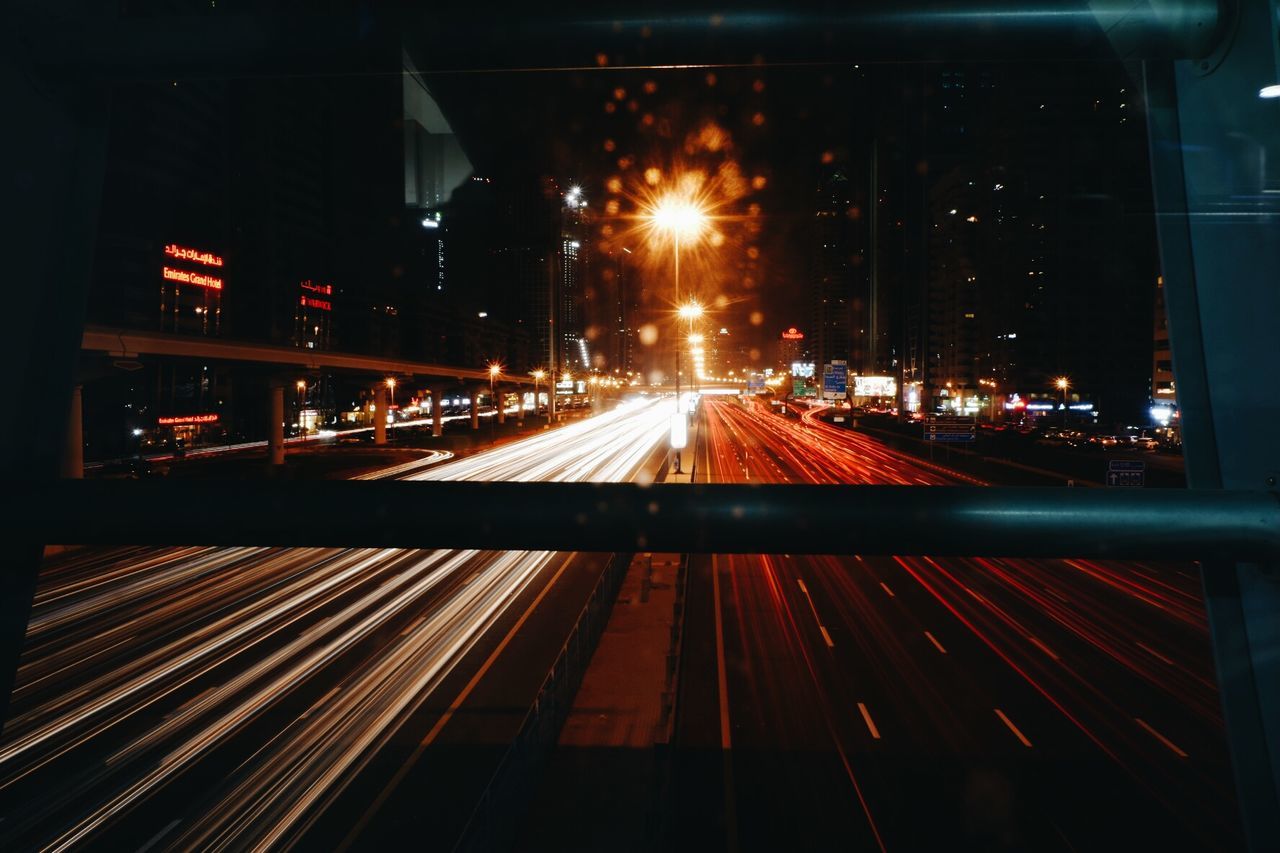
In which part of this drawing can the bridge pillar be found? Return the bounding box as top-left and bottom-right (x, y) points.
(431, 386), (446, 437)
(469, 386), (481, 431)
(268, 384), (285, 464)
(373, 386), (387, 446)
(496, 386), (507, 425)
(62, 384), (83, 479)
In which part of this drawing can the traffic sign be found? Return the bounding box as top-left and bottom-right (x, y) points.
(822, 360), (848, 398)
(1106, 459), (1145, 487)
(924, 415), (976, 442)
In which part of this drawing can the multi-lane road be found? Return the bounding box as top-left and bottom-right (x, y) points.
(1, 392), (1243, 850)
(0, 397), (673, 851)
(673, 397), (1239, 850)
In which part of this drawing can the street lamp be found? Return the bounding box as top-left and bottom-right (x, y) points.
(644, 190), (711, 476)
(1055, 376), (1070, 426)
(488, 362), (501, 433)
(678, 301), (704, 400)
(385, 377), (397, 408)
(645, 195), (708, 410)
(296, 379), (307, 442)
(531, 369), (546, 423)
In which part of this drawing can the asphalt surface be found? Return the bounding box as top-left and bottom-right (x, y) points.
(670, 397), (1240, 851)
(1, 398), (674, 851)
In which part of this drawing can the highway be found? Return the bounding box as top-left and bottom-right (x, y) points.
(0, 397), (673, 851)
(674, 397), (1240, 851)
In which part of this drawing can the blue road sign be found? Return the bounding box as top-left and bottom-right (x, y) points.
(924, 415), (976, 442)
(1106, 459), (1145, 487)
(822, 361), (848, 397)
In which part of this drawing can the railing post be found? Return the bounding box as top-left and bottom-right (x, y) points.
(431, 385), (446, 438)
(1143, 2), (1280, 843)
(269, 383), (286, 464)
(63, 385), (84, 479)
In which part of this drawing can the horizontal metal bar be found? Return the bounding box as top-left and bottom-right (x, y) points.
(415, 1), (1229, 66)
(14, 482), (1278, 561)
(16, 1), (1227, 81)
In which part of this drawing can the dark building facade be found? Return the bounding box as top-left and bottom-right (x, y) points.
(899, 63), (1158, 422)
(80, 6), (535, 458)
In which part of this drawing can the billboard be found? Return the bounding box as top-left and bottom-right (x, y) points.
(854, 375), (896, 397)
(791, 361), (815, 379)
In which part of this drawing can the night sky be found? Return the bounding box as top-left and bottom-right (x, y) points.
(426, 62), (878, 361)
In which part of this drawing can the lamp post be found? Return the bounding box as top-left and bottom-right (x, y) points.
(296, 379), (307, 442)
(1055, 376), (1070, 427)
(644, 190), (710, 475)
(679, 302), (704, 400)
(531, 369), (545, 424)
(646, 194), (708, 409)
(488, 363), (501, 434)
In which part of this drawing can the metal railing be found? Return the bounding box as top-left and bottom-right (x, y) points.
(15, 481), (1278, 562)
(451, 552), (632, 853)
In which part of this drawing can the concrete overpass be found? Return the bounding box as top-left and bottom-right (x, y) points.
(76, 325), (540, 469)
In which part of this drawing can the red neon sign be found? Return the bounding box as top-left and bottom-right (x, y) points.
(782, 327), (804, 340)
(300, 280), (333, 296)
(300, 295), (332, 312)
(163, 266), (223, 290)
(157, 413), (219, 426)
(163, 244), (224, 267)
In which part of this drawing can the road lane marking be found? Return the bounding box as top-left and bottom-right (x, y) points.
(995, 708), (1032, 747)
(1136, 718), (1189, 758)
(796, 576), (834, 647)
(857, 702), (881, 739)
(1136, 641), (1176, 667)
(924, 631), (947, 654)
(1027, 635), (1060, 661)
(711, 555), (741, 853)
(879, 582), (895, 598)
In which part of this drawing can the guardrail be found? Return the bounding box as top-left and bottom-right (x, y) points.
(451, 552), (632, 852)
